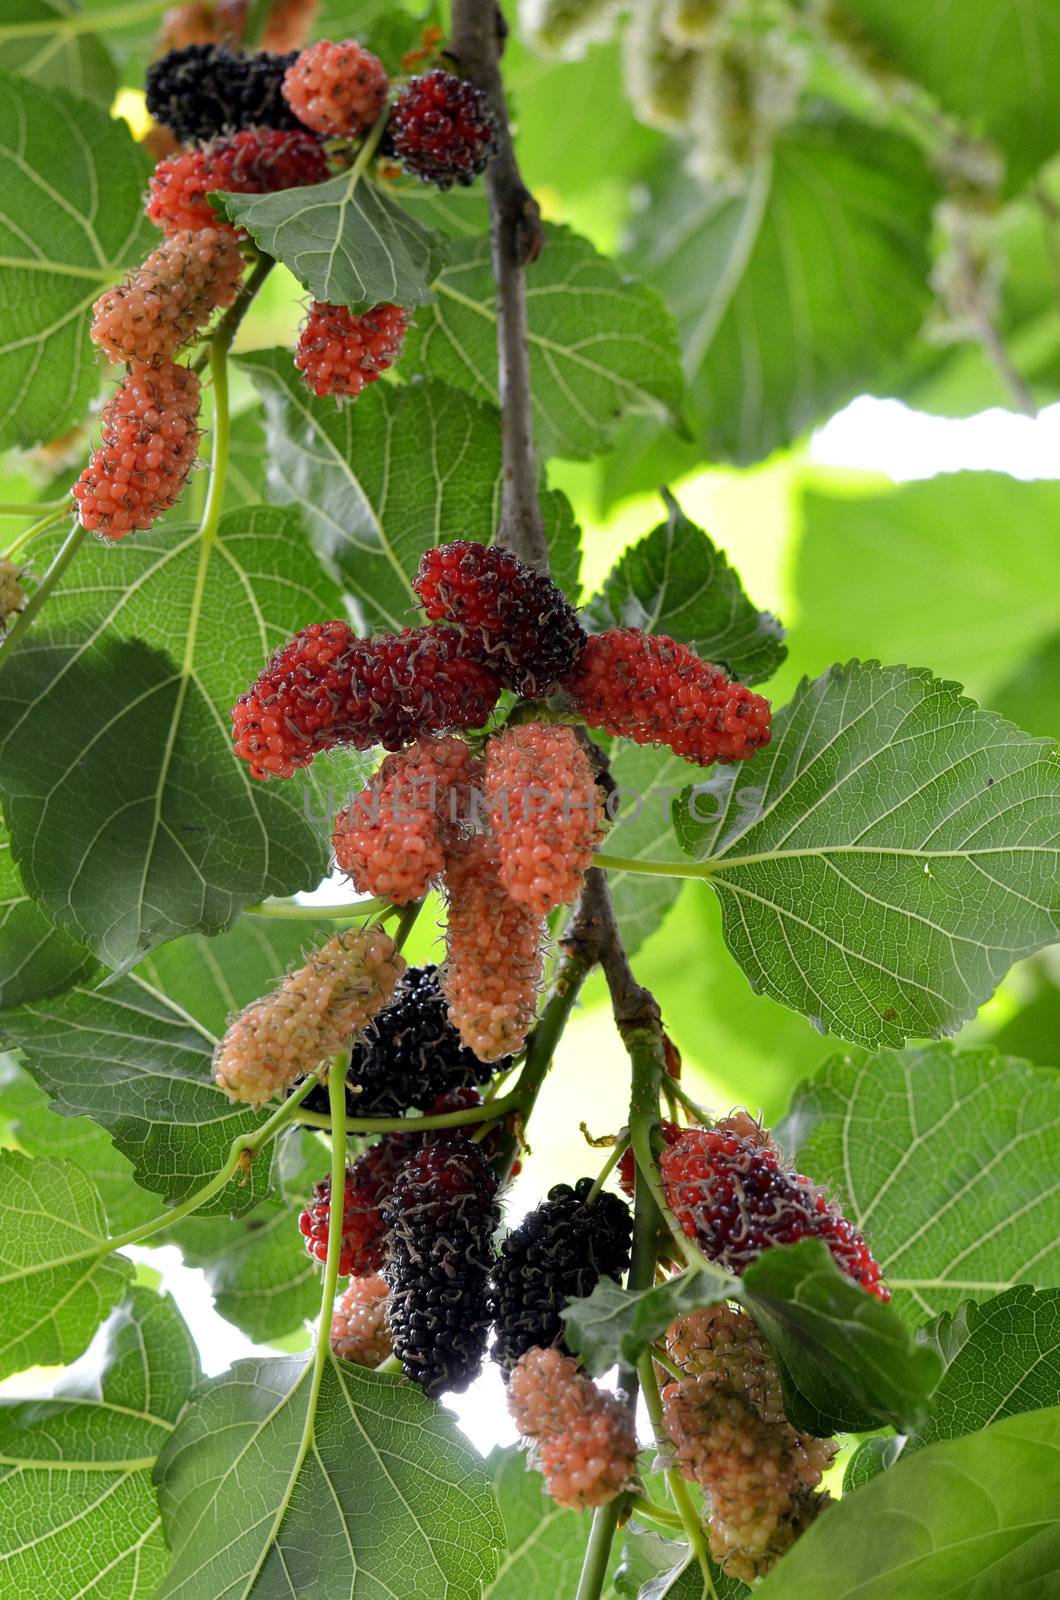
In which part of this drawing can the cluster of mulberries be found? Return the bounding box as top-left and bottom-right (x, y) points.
(71, 362), (201, 540)
(659, 1122), (888, 1299)
(491, 1178), (632, 1373)
(159, 0), (318, 54)
(212, 926), (405, 1105)
(485, 724), (601, 914)
(333, 737), (477, 904)
(566, 629), (772, 766)
(661, 1303), (836, 1580)
(507, 1347), (638, 1510)
(91, 228), (245, 365)
(443, 833), (546, 1062)
(294, 301), (410, 399)
(330, 1274), (392, 1366)
(382, 1138), (500, 1397)
(147, 127), (328, 232)
(414, 541), (586, 698)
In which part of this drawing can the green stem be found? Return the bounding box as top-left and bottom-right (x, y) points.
(638, 1352), (718, 1598)
(102, 1076), (320, 1258)
(495, 949), (593, 1181)
(651, 1345), (685, 1383)
(669, 1079), (709, 1123)
(576, 1501), (624, 1600)
(309, 1054), (349, 1406)
(0, 0), (169, 36)
(346, 105), (390, 186)
(391, 898), (424, 953)
(630, 1494), (684, 1531)
(1, 502), (72, 563)
(199, 333), (231, 549)
(0, 519), (83, 669)
(0, 498), (70, 519)
(586, 1133), (629, 1202)
(245, 896), (391, 921)
(194, 254), (274, 374)
(297, 1086), (525, 1134)
(594, 851), (714, 882)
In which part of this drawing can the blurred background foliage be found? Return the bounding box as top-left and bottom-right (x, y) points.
(1, 0), (1058, 1212)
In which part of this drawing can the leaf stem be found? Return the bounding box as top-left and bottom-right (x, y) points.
(586, 1133), (629, 1202)
(638, 1351), (718, 1598)
(575, 1501), (624, 1600)
(0, 498), (70, 520)
(103, 1075), (321, 1257)
(629, 1494), (684, 1531)
(297, 1086), (526, 1134)
(0, 0), (169, 37)
(244, 896), (391, 920)
(0, 518), (83, 670)
(306, 1052), (349, 1428)
(593, 851), (714, 881)
(1, 502), (72, 563)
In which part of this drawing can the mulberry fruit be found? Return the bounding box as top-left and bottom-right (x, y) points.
(485, 724), (601, 914)
(443, 833), (546, 1062)
(146, 44), (303, 143)
(387, 69), (497, 188)
(661, 1304), (835, 1580)
(294, 301), (409, 399)
(330, 1275), (392, 1365)
(344, 627), (501, 751)
(659, 1125), (888, 1300)
(340, 965), (501, 1118)
(618, 1119), (680, 1199)
(333, 737), (474, 903)
(301, 1129), (422, 1277)
(491, 1177), (632, 1374)
(282, 39), (389, 137)
(147, 128), (328, 233)
(382, 1137), (500, 1397)
(565, 630), (771, 766)
(212, 926), (405, 1105)
(90, 228), (245, 364)
(506, 1347), (637, 1511)
(72, 362), (201, 540)
(414, 540), (586, 698)
(231, 619), (360, 779)
(160, 0), (318, 53)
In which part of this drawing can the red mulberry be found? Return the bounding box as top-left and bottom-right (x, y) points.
(491, 1178), (632, 1374)
(387, 69), (497, 189)
(294, 301), (409, 399)
(344, 627), (501, 751)
(485, 724), (601, 914)
(90, 228), (245, 364)
(565, 630), (771, 766)
(659, 1124), (888, 1300)
(231, 619), (359, 779)
(147, 128), (328, 233)
(72, 362), (201, 541)
(333, 737), (476, 903)
(301, 1129), (421, 1277)
(330, 1275), (392, 1365)
(661, 1304), (836, 1580)
(618, 1120), (680, 1199)
(382, 1138), (500, 1397)
(506, 1347), (637, 1511)
(282, 39), (389, 137)
(146, 43), (302, 143)
(443, 833), (545, 1062)
(212, 926), (405, 1105)
(414, 540), (586, 698)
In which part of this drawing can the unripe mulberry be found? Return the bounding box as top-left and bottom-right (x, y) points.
(414, 540), (586, 698)
(147, 128), (328, 233)
(160, 0), (317, 53)
(387, 69), (497, 189)
(659, 1125), (888, 1300)
(91, 228), (245, 364)
(485, 724), (601, 914)
(294, 301), (409, 399)
(146, 43), (303, 143)
(382, 1137), (500, 1397)
(564, 630), (771, 766)
(506, 1347), (637, 1510)
(0, 558), (28, 634)
(72, 361), (201, 540)
(335, 966), (502, 1118)
(491, 1178), (632, 1373)
(443, 833), (545, 1062)
(282, 40), (389, 138)
(333, 737), (475, 903)
(344, 627), (502, 752)
(330, 1275), (392, 1365)
(520, 0), (625, 58)
(212, 926), (405, 1104)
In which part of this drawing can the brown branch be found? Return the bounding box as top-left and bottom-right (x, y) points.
(449, 0), (549, 570)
